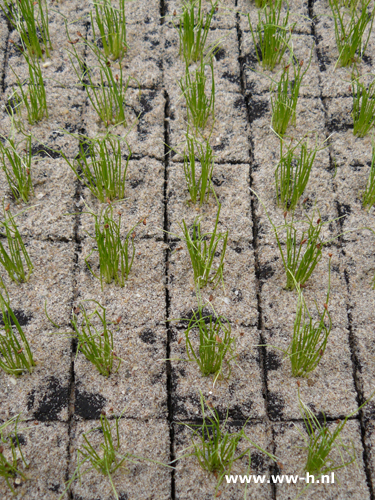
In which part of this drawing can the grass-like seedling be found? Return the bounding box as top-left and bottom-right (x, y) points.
(0, 135), (33, 203)
(363, 142), (375, 209)
(182, 302), (235, 382)
(179, 57), (215, 133)
(0, 204), (33, 283)
(0, 289), (35, 376)
(12, 54), (48, 125)
(63, 134), (130, 202)
(70, 300), (120, 376)
(297, 387), (375, 493)
(91, 0), (128, 61)
(254, 0), (273, 7)
(84, 204), (138, 289)
(286, 258), (332, 377)
(178, 0), (219, 65)
(67, 34), (138, 127)
(178, 204), (228, 289)
(249, 0), (294, 71)
(329, 0), (375, 67)
(271, 54), (311, 136)
(352, 76), (375, 137)
(1, 0), (52, 59)
(60, 409), (167, 500)
(0, 414), (28, 494)
(183, 132), (215, 205)
(275, 136), (321, 211)
(176, 392), (277, 495)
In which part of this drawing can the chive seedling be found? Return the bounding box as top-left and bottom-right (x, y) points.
(249, 0), (295, 71)
(329, 0), (375, 67)
(91, 0), (128, 61)
(11, 54), (48, 125)
(297, 387), (375, 493)
(0, 204), (34, 283)
(271, 53), (311, 136)
(84, 204), (139, 289)
(176, 392), (277, 496)
(63, 134), (130, 202)
(363, 142), (375, 210)
(286, 258), (332, 377)
(0, 134), (33, 203)
(0, 289), (35, 376)
(275, 135), (322, 211)
(183, 132), (215, 205)
(352, 76), (375, 137)
(179, 204), (228, 289)
(0, 0), (52, 59)
(70, 300), (120, 376)
(178, 0), (219, 65)
(0, 414), (28, 494)
(179, 57), (215, 133)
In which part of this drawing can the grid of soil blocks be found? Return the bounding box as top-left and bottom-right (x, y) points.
(0, 0), (375, 499)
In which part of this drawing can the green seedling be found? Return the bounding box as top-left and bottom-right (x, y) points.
(12, 54), (48, 125)
(70, 300), (120, 376)
(178, 0), (219, 65)
(296, 387), (375, 496)
(249, 0), (295, 71)
(0, 204), (33, 283)
(0, 289), (35, 376)
(1, 0), (52, 59)
(0, 415), (28, 494)
(254, 0), (273, 7)
(179, 57), (215, 132)
(67, 33), (139, 127)
(63, 134), (130, 202)
(91, 0), (128, 61)
(275, 135), (323, 211)
(175, 392), (277, 496)
(177, 204), (228, 289)
(271, 54), (311, 136)
(0, 135), (33, 203)
(60, 409), (167, 500)
(183, 132), (215, 205)
(286, 259), (332, 377)
(84, 204), (139, 289)
(363, 142), (375, 209)
(329, 0), (375, 67)
(352, 76), (375, 137)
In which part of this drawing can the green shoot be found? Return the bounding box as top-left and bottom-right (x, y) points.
(71, 300), (120, 377)
(0, 203), (34, 283)
(178, 204), (228, 289)
(175, 392), (277, 495)
(178, 0), (219, 65)
(60, 409), (167, 500)
(0, 289), (35, 376)
(84, 204), (139, 289)
(0, 415), (28, 494)
(271, 54), (311, 136)
(275, 135), (321, 211)
(91, 0), (128, 61)
(63, 134), (130, 203)
(363, 142), (375, 209)
(11, 54), (48, 125)
(329, 0), (375, 67)
(351, 76), (375, 137)
(254, 0), (273, 7)
(0, 0), (52, 59)
(67, 33), (139, 127)
(179, 57), (215, 133)
(183, 132), (215, 205)
(249, 0), (295, 71)
(286, 258), (332, 377)
(297, 387), (375, 488)
(0, 135), (33, 203)
(4, 93), (24, 133)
